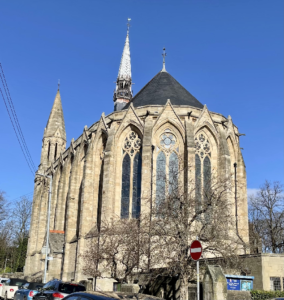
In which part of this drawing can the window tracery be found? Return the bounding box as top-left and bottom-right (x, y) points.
(156, 129), (179, 207)
(121, 130), (142, 219)
(195, 133), (211, 158)
(195, 133), (212, 212)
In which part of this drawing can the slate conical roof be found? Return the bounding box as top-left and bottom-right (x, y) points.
(44, 89), (66, 141)
(118, 33), (131, 80)
(124, 71), (203, 109)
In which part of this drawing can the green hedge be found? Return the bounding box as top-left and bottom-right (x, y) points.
(251, 290), (284, 299)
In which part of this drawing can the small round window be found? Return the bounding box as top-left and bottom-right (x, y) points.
(160, 133), (176, 150)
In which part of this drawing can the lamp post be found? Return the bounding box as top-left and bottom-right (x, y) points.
(37, 173), (52, 283)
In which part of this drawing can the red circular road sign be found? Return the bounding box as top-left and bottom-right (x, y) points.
(190, 240), (202, 261)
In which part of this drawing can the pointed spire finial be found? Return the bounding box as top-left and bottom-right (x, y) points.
(58, 79), (60, 91)
(162, 47), (167, 72)
(114, 20), (133, 111)
(127, 18), (131, 35)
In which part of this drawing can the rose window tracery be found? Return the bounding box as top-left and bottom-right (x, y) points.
(123, 131), (142, 155)
(195, 133), (211, 158)
(160, 132), (176, 151)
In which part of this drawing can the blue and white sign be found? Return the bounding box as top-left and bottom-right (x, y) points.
(225, 275), (254, 291)
(227, 278), (240, 291)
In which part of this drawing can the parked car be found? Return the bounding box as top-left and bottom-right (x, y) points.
(14, 282), (44, 300)
(61, 292), (163, 300)
(61, 292), (118, 300)
(33, 280), (86, 300)
(1, 279), (27, 300)
(0, 279), (9, 299)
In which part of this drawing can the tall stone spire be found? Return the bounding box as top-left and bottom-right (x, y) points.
(40, 85), (66, 170)
(113, 19), (133, 111)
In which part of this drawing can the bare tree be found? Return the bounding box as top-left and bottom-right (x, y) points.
(0, 190), (9, 223)
(82, 164), (246, 299)
(12, 196), (32, 272)
(249, 180), (284, 253)
(82, 217), (149, 284)
(0, 191), (32, 272)
(0, 190), (11, 272)
(144, 162), (245, 300)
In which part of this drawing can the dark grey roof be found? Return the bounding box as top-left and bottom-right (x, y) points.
(124, 71), (203, 109)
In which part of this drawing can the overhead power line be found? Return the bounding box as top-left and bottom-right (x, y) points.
(0, 87), (34, 175)
(0, 63), (36, 175)
(0, 63), (37, 171)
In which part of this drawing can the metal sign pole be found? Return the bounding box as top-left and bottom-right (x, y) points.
(197, 259), (199, 300)
(190, 238), (202, 300)
(196, 236), (200, 300)
(44, 175), (52, 283)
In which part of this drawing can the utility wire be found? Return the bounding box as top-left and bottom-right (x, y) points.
(0, 86), (34, 175)
(0, 63), (37, 172)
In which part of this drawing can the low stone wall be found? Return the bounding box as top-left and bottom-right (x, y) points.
(0, 272), (24, 279)
(227, 291), (251, 300)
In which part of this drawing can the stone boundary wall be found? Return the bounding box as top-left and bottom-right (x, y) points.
(227, 291), (251, 300)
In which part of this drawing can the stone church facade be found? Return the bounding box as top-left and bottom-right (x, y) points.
(24, 27), (249, 285)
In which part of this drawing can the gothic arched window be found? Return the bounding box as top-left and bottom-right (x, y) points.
(195, 133), (211, 211)
(121, 130), (142, 219)
(156, 129), (179, 207)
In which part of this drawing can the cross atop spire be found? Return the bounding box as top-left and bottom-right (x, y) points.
(127, 18), (131, 35)
(58, 79), (60, 90)
(162, 47), (167, 72)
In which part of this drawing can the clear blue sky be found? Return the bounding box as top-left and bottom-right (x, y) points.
(0, 0), (283, 202)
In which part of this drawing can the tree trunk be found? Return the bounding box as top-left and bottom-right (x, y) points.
(180, 276), (188, 300)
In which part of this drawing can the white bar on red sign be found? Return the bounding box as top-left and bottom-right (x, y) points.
(191, 248), (202, 253)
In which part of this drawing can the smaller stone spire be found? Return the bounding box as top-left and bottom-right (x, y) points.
(161, 47), (167, 72)
(44, 88), (66, 141)
(114, 19), (133, 111)
(40, 86), (66, 169)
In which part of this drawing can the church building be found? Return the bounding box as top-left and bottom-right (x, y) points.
(24, 25), (249, 287)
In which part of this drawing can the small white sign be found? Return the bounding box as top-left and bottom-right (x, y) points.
(47, 256), (53, 261)
(41, 246), (50, 254)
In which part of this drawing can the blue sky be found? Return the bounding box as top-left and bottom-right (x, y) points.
(0, 0), (283, 202)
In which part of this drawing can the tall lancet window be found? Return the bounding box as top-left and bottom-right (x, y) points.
(121, 131), (142, 219)
(195, 133), (211, 212)
(156, 129), (179, 208)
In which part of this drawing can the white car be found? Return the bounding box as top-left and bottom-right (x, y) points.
(0, 279), (9, 299)
(1, 279), (27, 300)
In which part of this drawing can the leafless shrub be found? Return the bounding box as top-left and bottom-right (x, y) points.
(249, 180), (284, 253)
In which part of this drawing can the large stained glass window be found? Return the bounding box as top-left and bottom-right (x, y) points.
(156, 129), (179, 207)
(132, 152), (142, 219)
(120, 130), (142, 219)
(195, 133), (211, 212)
(121, 154), (131, 218)
(203, 156), (211, 192)
(156, 151), (166, 206)
(169, 152), (179, 195)
(195, 154), (201, 211)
